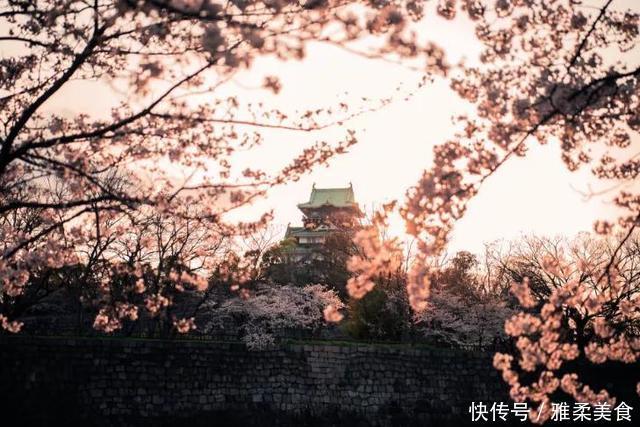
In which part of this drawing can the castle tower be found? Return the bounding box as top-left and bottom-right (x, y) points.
(284, 183), (362, 251)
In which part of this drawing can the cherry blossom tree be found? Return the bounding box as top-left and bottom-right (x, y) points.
(395, 0), (640, 312)
(490, 234), (640, 423)
(1, 205), (235, 335)
(414, 250), (514, 348)
(89, 208), (233, 335)
(414, 288), (512, 348)
(202, 283), (344, 349)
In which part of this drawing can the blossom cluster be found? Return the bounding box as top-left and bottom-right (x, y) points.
(493, 237), (640, 423)
(414, 288), (513, 348)
(202, 284), (344, 350)
(345, 203), (405, 304)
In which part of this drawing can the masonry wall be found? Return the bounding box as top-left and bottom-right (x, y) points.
(0, 336), (508, 426)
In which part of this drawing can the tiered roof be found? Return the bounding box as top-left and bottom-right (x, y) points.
(284, 184), (362, 253)
(296, 184), (361, 216)
(284, 226), (333, 239)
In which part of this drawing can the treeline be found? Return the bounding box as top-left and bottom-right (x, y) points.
(7, 212), (637, 356)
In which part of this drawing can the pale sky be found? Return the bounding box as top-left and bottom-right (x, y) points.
(221, 10), (628, 255)
(10, 3), (634, 256)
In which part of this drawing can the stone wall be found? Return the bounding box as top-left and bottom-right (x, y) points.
(0, 336), (508, 426)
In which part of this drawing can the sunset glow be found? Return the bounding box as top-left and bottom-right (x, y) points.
(2, 0), (640, 424)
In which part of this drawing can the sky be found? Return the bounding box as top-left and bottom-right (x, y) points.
(17, 2), (634, 256)
(219, 10), (628, 255)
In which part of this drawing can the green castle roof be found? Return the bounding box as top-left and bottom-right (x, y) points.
(284, 226), (305, 239)
(297, 185), (357, 210)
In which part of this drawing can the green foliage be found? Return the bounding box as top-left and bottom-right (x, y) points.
(430, 251), (481, 299)
(260, 233), (355, 298)
(343, 285), (412, 342)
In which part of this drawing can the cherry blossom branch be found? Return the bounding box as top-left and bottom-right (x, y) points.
(567, 0), (614, 70)
(0, 24), (107, 174)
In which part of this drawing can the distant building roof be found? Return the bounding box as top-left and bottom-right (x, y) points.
(284, 226), (305, 239)
(297, 184), (358, 210)
(285, 226), (333, 239)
